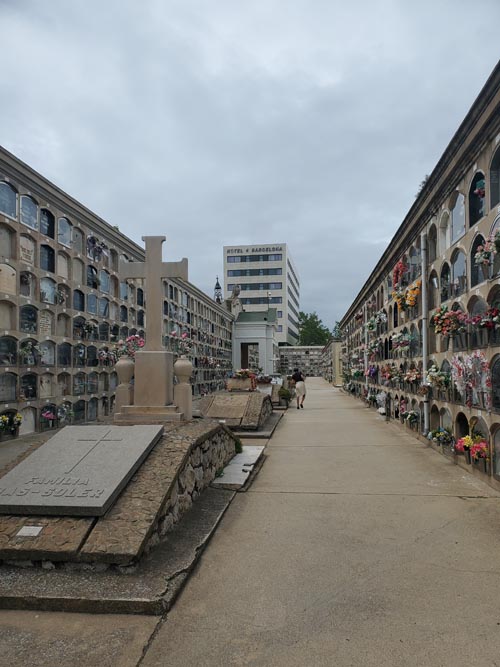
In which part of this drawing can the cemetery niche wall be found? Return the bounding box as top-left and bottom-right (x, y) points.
(0, 146), (234, 433)
(339, 62), (500, 489)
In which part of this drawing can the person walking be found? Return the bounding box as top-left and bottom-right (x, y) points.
(292, 368), (306, 409)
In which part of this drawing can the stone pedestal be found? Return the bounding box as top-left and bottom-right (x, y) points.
(134, 350), (174, 406)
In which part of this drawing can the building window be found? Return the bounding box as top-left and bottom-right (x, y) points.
(491, 147), (500, 209)
(99, 322), (109, 340)
(470, 235), (488, 287)
(440, 263), (450, 303)
(99, 270), (110, 293)
(40, 209), (55, 238)
(0, 337), (17, 365)
(58, 217), (72, 246)
(87, 266), (98, 289)
(40, 245), (55, 272)
(57, 343), (72, 366)
(451, 250), (467, 298)
(40, 278), (56, 304)
(277, 310), (283, 317)
(73, 289), (85, 311)
(87, 293), (97, 314)
(469, 172), (486, 226)
(0, 182), (17, 219)
(98, 298), (109, 318)
(20, 305), (38, 334)
(451, 193), (465, 243)
(20, 195), (38, 229)
(72, 227), (83, 254)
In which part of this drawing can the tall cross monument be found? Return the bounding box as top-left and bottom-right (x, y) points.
(118, 236), (188, 411)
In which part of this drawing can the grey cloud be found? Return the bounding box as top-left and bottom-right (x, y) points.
(1, 0), (500, 328)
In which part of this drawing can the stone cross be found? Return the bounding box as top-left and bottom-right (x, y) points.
(120, 236), (188, 351)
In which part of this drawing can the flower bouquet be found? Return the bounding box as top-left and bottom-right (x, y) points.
(474, 237), (496, 266)
(454, 435), (473, 457)
(428, 428), (453, 446)
(114, 335), (145, 359)
(403, 410), (419, 426)
(430, 306), (468, 337)
(404, 368), (421, 383)
(171, 331), (193, 356)
(425, 365), (451, 389)
(470, 440), (488, 460)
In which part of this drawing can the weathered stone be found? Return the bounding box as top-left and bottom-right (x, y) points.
(179, 465), (195, 494)
(159, 514), (174, 535)
(0, 425), (163, 517)
(191, 447), (202, 467)
(177, 493), (192, 513)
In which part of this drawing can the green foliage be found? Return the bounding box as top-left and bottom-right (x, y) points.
(234, 437), (243, 454)
(278, 387), (292, 401)
(332, 321), (342, 340)
(298, 311), (332, 346)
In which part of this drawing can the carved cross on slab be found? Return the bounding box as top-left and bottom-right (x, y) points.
(67, 429), (124, 473)
(120, 236), (188, 351)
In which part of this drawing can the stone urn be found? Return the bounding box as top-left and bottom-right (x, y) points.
(115, 355), (135, 386)
(174, 355), (193, 384)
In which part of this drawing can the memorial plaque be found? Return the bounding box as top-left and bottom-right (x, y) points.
(205, 394), (249, 419)
(0, 425), (163, 516)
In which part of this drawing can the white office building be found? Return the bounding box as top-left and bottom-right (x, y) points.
(223, 244), (300, 345)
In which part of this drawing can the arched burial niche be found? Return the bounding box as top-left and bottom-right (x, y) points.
(451, 249), (466, 299)
(440, 263), (450, 303)
(430, 404), (440, 431)
(470, 234), (489, 286)
(491, 146), (500, 209)
(450, 192), (465, 243)
(491, 355), (500, 412)
(468, 172), (486, 226)
(455, 412), (469, 440)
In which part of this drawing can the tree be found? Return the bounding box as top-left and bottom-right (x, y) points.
(332, 321), (342, 340)
(298, 311), (332, 346)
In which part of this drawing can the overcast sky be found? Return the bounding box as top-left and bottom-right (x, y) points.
(1, 1), (499, 328)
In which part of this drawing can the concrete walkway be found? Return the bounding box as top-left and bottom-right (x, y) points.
(142, 378), (500, 667)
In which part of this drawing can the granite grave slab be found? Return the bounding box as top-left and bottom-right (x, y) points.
(0, 425), (163, 517)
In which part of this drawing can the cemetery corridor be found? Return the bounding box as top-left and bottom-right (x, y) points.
(141, 378), (500, 666)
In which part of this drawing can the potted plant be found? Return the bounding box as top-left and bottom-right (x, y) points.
(278, 387), (292, 407)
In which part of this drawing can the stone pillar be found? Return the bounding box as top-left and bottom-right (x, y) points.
(134, 350), (174, 406)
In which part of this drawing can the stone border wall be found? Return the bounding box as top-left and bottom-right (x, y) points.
(143, 424), (236, 558)
(0, 420), (237, 569)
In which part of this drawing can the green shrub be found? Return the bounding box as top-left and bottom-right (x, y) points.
(234, 437), (243, 454)
(278, 388), (292, 401)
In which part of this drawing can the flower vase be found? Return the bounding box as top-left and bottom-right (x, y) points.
(464, 450), (472, 465)
(115, 356), (135, 386)
(174, 355), (193, 384)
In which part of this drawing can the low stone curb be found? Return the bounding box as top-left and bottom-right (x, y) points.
(232, 411), (283, 440)
(0, 487), (235, 615)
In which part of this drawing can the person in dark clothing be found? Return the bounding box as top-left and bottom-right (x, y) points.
(291, 368), (306, 409)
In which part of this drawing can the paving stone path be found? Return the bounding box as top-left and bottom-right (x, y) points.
(3, 378), (500, 666)
(141, 378), (500, 667)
